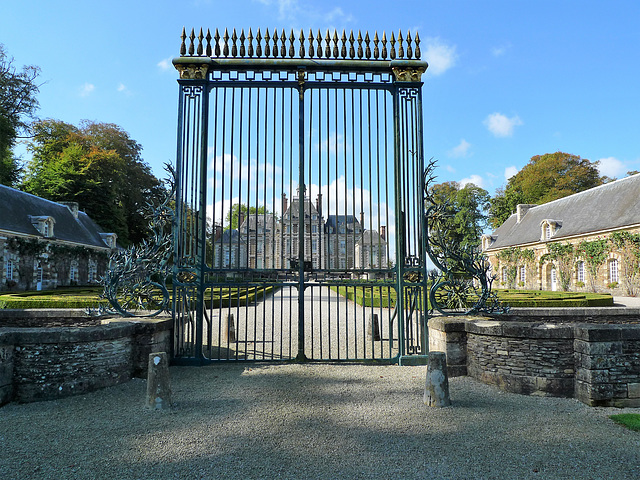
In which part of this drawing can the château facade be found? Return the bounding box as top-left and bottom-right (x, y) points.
(213, 189), (389, 275)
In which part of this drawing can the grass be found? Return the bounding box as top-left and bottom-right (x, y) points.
(610, 414), (640, 432)
(0, 285), (278, 309)
(329, 285), (615, 309)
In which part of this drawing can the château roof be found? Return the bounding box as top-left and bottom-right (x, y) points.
(357, 229), (387, 246)
(0, 184), (115, 249)
(485, 173), (640, 251)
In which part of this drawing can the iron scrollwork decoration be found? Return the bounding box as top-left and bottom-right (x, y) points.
(96, 164), (176, 317)
(424, 159), (508, 316)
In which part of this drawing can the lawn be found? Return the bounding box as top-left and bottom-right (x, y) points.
(0, 286), (278, 310)
(610, 414), (640, 432)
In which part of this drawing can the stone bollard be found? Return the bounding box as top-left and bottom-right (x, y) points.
(146, 352), (172, 410)
(424, 351), (451, 407)
(367, 313), (381, 341)
(223, 313), (236, 343)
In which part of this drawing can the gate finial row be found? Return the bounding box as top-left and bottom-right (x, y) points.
(180, 27), (422, 61)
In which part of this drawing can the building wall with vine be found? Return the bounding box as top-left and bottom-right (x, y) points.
(485, 227), (640, 294)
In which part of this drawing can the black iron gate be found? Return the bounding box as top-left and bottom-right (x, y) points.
(172, 28), (428, 363)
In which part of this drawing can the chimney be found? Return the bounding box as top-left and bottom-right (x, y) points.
(516, 204), (537, 223)
(282, 193), (288, 215)
(380, 225), (386, 241)
(238, 210), (245, 229)
(316, 193), (322, 216)
(360, 211), (365, 230)
(214, 224), (223, 241)
(60, 201), (79, 219)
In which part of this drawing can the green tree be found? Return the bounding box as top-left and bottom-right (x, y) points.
(429, 181), (490, 250)
(225, 203), (269, 230)
(0, 44), (41, 186)
(489, 152), (605, 229)
(576, 238), (609, 292)
(22, 119), (163, 246)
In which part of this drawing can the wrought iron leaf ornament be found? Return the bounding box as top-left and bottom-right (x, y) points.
(97, 164), (176, 317)
(424, 159), (509, 316)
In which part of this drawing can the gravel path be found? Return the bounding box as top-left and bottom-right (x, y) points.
(1, 363), (639, 480)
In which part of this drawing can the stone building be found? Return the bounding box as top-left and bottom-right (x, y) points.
(239, 213), (280, 269)
(482, 173), (640, 292)
(0, 185), (117, 292)
(324, 214), (362, 269)
(279, 190), (325, 269)
(212, 229), (247, 269)
(355, 228), (388, 271)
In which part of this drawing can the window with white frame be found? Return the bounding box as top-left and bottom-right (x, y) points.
(545, 224), (552, 240)
(502, 267), (508, 283)
(609, 259), (619, 283)
(70, 261), (78, 283)
(6, 259), (14, 281)
(519, 266), (526, 284)
(577, 261), (585, 283)
(88, 262), (96, 283)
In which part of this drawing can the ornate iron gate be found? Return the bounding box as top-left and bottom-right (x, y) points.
(172, 28), (428, 364)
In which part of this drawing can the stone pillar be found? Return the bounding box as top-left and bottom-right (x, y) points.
(223, 314), (236, 343)
(367, 313), (381, 341)
(145, 352), (172, 410)
(424, 351), (451, 407)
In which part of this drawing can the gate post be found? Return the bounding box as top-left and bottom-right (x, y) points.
(173, 56), (212, 363)
(392, 62), (428, 363)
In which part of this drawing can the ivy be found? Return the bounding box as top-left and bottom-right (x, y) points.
(576, 238), (609, 292)
(496, 247), (535, 288)
(608, 232), (640, 296)
(541, 242), (576, 291)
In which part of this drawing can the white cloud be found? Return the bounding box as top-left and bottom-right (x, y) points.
(117, 83), (131, 95)
(597, 157), (626, 178)
(459, 174), (486, 189)
(483, 112), (522, 137)
(448, 139), (471, 158)
(79, 83), (95, 97)
(423, 38), (457, 76)
(491, 43), (511, 57)
(504, 166), (518, 181)
(157, 57), (173, 71)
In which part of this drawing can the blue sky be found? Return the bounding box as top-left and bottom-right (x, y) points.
(3, 0), (640, 195)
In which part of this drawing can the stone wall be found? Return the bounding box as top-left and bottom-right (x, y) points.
(429, 308), (640, 407)
(0, 314), (172, 406)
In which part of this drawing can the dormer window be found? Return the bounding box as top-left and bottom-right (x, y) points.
(100, 233), (118, 249)
(540, 219), (561, 241)
(30, 215), (55, 238)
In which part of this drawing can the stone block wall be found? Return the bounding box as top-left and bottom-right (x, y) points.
(0, 315), (172, 406)
(429, 309), (640, 407)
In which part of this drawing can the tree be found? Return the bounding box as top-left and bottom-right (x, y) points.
(429, 181), (490, 250)
(0, 44), (41, 186)
(22, 119), (163, 246)
(225, 203), (269, 230)
(489, 152), (605, 229)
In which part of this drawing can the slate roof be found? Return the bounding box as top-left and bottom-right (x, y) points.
(282, 197), (320, 220)
(357, 229), (387, 246)
(485, 173), (640, 250)
(325, 214), (360, 233)
(0, 184), (113, 249)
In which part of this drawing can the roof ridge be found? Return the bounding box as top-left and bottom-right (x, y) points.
(527, 172), (640, 211)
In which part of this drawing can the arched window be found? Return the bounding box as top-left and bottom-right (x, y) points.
(70, 261), (79, 283)
(609, 259), (619, 283)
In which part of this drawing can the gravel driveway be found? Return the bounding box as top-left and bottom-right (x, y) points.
(1, 363), (639, 480)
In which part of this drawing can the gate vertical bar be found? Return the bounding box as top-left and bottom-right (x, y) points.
(296, 68), (307, 362)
